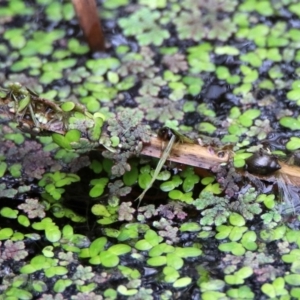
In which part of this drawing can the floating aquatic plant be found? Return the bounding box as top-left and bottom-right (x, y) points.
(18, 198), (46, 219)
(162, 53), (188, 74)
(101, 108), (150, 176)
(2, 0), (300, 298)
(118, 201), (135, 221)
(0, 240), (28, 262)
(156, 202), (187, 220)
(72, 265), (95, 285)
(118, 7), (170, 46)
(135, 95), (184, 123)
(176, 0), (238, 41)
(229, 187), (262, 220)
(194, 191), (230, 226)
(153, 218), (179, 244)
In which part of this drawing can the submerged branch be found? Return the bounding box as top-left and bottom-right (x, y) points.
(141, 137), (229, 169)
(1, 84), (300, 187)
(141, 137), (300, 187)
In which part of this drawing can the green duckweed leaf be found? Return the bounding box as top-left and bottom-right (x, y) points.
(286, 137), (300, 151)
(5, 288), (33, 299)
(229, 227), (248, 242)
(238, 109), (261, 127)
(0, 227), (14, 240)
(229, 213), (246, 226)
(200, 280), (225, 293)
(138, 173), (152, 189)
(202, 291), (227, 299)
(237, 266), (253, 278)
(198, 122), (217, 134)
(0, 161), (7, 177)
(201, 177), (215, 185)
(91, 204), (111, 217)
(90, 160), (102, 174)
(42, 246), (54, 258)
(108, 244), (131, 255)
(89, 255), (101, 265)
(173, 277), (192, 288)
(225, 275), (244, 285)
(45, 266), (68, 278)
(180, 222), (201, 232)
(117, 285), (138, 296)
(135, 239), (153, 251)
(202, 183), (222, 194)
(233, 152), (253, 168)
(68, 38), (89, 54)
(61, 101), (75, 112)
(291, 261), (300, 274)
(100, 251), (119, 267)
(174, 247), (202, 258)
(20, 264), (37, 274)
(290, 2), (300, 16)
(227, 285), (255, 299)
(45, 226), (61, 243)
(241, 231), (257, 251)
(123, 165), (138, 186)
(145, 229), (163, 246)
(53, 279), (72, 293)
(89, 178), (109, 198)
(280, 117), (300, 131)
(285, 274), (300, 286)
(89, 237), (107, 257)
(291, 287), (300, 299)
(169, 189), (183, 200)
(215, 225), (233, 240)
(52, 133), (72, 150)
(148, 243), (175, 257)
(147, 256), (167, 267)
(282, 249), (300, 263)
(166, 253), (184, 270)
(32, 280), (48, 293)
(219, 242), (245, 256)
(1, 207), (18, 218)
(163, 266), (180, 283)
(183, 175), (199, 192)
(18, 215), (30, 227)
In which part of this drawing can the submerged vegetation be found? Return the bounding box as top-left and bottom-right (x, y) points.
(1, 0), (300, 299)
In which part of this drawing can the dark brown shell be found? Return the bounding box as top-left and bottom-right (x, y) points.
(158, 127), (173, 141)
(245, 150), (281, 175)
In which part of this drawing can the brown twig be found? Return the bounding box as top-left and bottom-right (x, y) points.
(141, 137), (229, 169)
(72, 0), (105, 51)
(1, 105), (300, 187)
(141, 137), (300, 187)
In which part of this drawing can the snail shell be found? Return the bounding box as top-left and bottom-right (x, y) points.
(158, 127), (174, 141)
(245, 150), (281, 175)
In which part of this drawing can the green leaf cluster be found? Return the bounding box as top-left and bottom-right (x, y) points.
(32, 217), (61, 242)
(194, 191), (230, 226)
(134, 229), (201, 287)
(225, 266), (253, 285)
(39, 171), (80, 200)
(79, 236), (131, 268)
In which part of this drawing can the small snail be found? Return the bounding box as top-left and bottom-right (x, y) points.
(245, 149), (281, 175)
(158, 127), (173, 141)
(158, 127), (195, 144)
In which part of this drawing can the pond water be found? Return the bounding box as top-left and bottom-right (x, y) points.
(1, 0), (300, 299)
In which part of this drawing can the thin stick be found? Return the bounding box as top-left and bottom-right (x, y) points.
(141, 137), (300, 187)
(135, 134), (176, 206)
(72, 0), (105, 51)
(141, 137), (229, 169)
